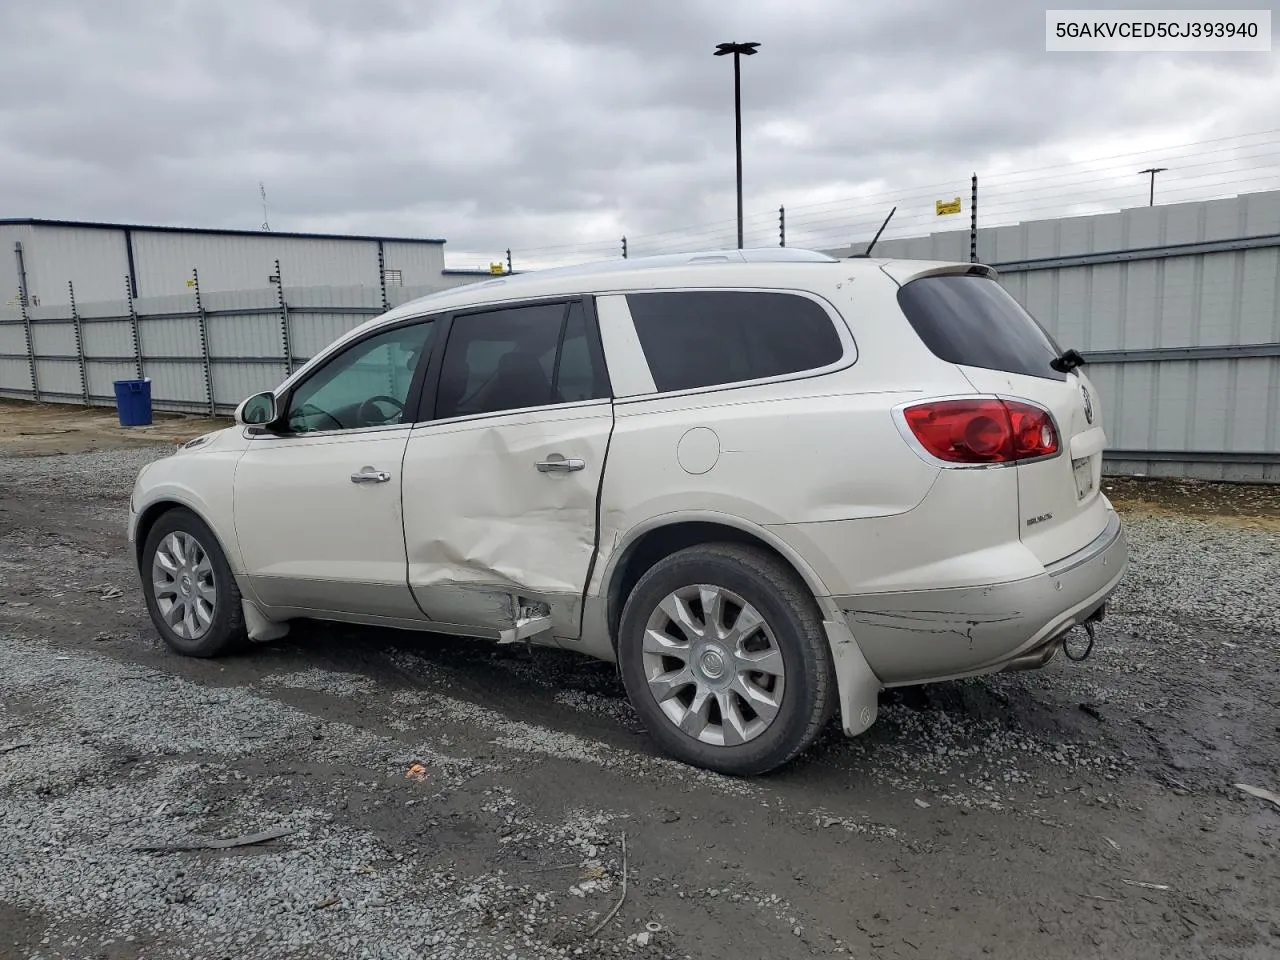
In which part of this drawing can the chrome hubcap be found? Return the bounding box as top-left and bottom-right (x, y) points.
(699, 649), (726, 679)
(152, 531), (217, 640)
(641, 584), (786, 747)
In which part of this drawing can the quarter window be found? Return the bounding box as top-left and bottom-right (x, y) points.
(896, 274), (1067, 382)
(285, 321), (435, 433)
(554, 302), (610, 403)
(435, 301), (609, 418)
(625, 291), (843, 392)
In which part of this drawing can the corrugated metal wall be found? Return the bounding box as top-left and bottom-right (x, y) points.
(2, 222), (452, 305)
(130, 231), (382, 297)
(825, 191), (1280, 482)
(2, 224), (30, 309)
(4, 222), (135, 307)
(15, 226), (133, 305)
(381, 241), (448, 285)
(0, 280), (454, 416)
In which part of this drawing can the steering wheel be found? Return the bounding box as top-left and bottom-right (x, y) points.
(289, 402), (343, 432)
(358, 395), (405, 426)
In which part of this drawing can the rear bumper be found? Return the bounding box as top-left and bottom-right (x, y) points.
(832, 509), (1128, 686)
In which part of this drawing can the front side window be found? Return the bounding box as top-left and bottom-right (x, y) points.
(435, 301), (609, 419)
(285, 321), (435, 433)
(625, 290), (844, 392)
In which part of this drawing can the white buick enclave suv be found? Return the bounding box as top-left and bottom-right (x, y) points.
(128, 248), (1127, 775)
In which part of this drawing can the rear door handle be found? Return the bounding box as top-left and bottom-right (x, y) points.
(350, 467), (392, 483)
(535, 457), (585, 473)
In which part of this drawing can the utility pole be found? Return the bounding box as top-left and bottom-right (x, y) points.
(1140, 167), (1167, 206)
(714, 41), (760, 249)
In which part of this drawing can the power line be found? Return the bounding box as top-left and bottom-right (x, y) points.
(680, 163), (1280, 250)
(724, 129), (1280, 220)
(747, 144), (1280, 237)
(494, 127), (1280, 265)
(787, 175), (1280, 250)
(782, 168), (1280, 242)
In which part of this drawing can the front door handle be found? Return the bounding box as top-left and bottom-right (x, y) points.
(535, 456), (586, 473)
(350, 467), (392, 483)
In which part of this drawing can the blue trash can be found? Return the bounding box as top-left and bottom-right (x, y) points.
(113, 378), (153, 427)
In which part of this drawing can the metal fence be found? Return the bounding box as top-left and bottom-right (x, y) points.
(825, 189), (1280, 483)
(4, 192), (1280, 483)
(0, 271), (456, 417)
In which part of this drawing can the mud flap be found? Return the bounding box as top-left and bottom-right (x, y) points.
(823, 619), (882, 737)
(242, 599), (290, 643)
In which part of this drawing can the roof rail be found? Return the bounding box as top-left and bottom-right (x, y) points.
(476, 247), (838, 285)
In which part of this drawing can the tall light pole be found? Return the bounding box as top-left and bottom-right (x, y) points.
(714, 41), (760, 249)
(1140, 167), (1167, 206)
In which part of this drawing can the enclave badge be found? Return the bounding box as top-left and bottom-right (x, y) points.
(1081, 385), (1094, 424)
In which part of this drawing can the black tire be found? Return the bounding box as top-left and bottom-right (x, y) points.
(617, 543), (835, 776)
(141, 507), (248, 658)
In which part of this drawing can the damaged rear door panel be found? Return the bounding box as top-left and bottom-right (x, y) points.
(400, 297), (614, 641)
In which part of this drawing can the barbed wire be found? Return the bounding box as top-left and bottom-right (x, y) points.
(444, 127), (1280, 269)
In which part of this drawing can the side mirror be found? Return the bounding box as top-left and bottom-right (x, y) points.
(236, 391), (279, 427)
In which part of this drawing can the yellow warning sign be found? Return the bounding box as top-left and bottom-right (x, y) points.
(489, 263), (505, 275)
(185, 278), (197, 287)
(936, 197), (962, 216)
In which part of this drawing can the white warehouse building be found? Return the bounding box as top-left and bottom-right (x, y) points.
(1, 218), (492, 308)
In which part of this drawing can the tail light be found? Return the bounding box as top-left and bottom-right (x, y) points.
(901, 398), (1058, 464)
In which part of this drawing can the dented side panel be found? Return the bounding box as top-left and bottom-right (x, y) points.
(401, 400), (613, 637)
(842, 586), (1031, 682)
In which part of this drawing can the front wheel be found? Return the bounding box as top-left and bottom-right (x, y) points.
(617, 543), (835, 776)
(141, 508), (247, 657)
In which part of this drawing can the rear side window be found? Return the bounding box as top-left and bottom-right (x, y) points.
(625, 291), (843, 392)
(897, 274), (1066, 381)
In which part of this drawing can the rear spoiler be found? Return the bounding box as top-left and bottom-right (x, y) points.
(876, 260), (999, 287)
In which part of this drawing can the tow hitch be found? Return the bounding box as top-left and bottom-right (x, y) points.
(1063, 606), (1105, 662)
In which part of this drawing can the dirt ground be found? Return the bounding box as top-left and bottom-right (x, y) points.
(0, 399), (226, 457)
(1, 401), (1278, 960)
(1103, 476), (1280, 529)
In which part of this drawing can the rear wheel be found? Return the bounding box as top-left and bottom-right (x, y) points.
(141, 508), (247, 658)
(617, 543), (835, 775)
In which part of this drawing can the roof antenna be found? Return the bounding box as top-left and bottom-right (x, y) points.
(260, 182), (271, 232)
(850, 206), (895, 258)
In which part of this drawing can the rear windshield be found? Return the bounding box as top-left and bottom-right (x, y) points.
(897, 274), (1066, 381)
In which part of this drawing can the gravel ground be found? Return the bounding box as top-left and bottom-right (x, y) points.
(1, 446), (1278, 960)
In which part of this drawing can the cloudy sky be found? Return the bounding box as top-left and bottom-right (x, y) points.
(1, 1), (1277, 268)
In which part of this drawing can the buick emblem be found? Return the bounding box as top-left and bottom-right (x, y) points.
(1081, 385), (1094, 424)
